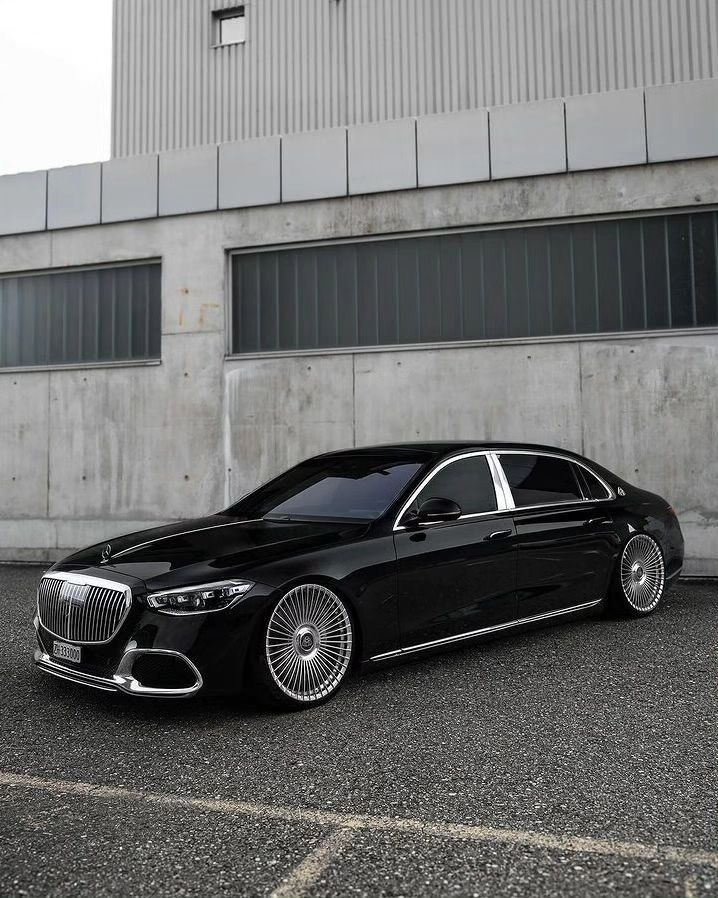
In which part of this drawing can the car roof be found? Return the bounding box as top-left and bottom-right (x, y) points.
(314, 442), (590, 462)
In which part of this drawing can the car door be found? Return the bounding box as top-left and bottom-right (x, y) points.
(495, 452), (617, 619)
(394, 453), (518, 648)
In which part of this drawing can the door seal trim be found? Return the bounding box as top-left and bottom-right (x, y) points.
(368, 599), (603, 662)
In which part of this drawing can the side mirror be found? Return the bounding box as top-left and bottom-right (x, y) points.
(402, 497), (462, 528)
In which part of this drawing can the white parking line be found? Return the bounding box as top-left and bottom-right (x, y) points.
(270, 828), (353, 898)
(1, 771), (717, 871)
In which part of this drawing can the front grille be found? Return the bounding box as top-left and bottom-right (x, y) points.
(37, 575), (131, 644)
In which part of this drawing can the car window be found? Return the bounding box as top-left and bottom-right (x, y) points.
(414, 455), (498, 516)
(229, 455), (424, 521)
(500, 454), (583, 507)
(577, 465), (611, 500)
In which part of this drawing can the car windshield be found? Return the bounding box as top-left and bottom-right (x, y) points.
(228, 455), (425, 522)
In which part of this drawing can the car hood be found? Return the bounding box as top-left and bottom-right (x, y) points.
(57, 514), (369, 590)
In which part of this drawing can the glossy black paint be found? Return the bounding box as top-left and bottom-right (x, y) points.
(36, 442), (684, 697)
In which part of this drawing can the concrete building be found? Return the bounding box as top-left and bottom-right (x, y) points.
(1, 0), (717, 574)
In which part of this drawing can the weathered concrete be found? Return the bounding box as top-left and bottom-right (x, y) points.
(1, 159), (717, 575)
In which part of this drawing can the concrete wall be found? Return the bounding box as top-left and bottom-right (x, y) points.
(1, 159), (717, 574)
(4, 79), (718, 238)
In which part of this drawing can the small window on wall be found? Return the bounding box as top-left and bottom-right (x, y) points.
(214, 6), (246, 45)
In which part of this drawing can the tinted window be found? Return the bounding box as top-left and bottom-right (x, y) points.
(500, 454), (582, 507)
(414, 455), (497, 516)
(579, 465), (611, 500)
(228, 455), (423, 521)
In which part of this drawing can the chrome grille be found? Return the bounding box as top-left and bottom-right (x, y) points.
(37, 575), (132, 644)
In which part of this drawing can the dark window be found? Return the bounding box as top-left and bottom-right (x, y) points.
(0, 262), (161, 370)
(228, 455), (424, 522)
(500, 454), (583, 507)
(213, 6), (245, 45)
(577, 465), (611, 501)
(414, 455), (497, 516)
(230, 210), (718, 355)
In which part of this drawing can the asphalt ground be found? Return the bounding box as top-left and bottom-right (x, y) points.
(0, 564), (716, 898)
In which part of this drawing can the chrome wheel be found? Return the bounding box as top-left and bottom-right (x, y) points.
(620, 534), (665, 612)
(265, 584), (353, 703)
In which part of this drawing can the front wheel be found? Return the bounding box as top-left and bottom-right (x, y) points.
(608, 533), (666, 616)
(252, 583), (354, 710)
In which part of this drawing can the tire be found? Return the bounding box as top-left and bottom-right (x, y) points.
(251, 583), (354, 710)
(607, 532), (666, 617)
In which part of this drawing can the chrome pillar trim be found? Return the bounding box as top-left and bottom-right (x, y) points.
(33, 648), (202, 698)
(393, 450), (508, 532)
(487, 453), (515, 510)
(368, 599), (603, 662)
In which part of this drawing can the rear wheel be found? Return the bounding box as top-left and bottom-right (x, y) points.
(252, 583), (354, 709)
(609, 533), (665, 616)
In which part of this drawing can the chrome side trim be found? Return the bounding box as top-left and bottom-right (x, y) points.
(368, 599), (603, 662)
(393, 451), (508, 532)
(33, 648), (202, 698)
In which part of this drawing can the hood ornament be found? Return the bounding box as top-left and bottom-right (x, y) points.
(101, 544), (112, 564)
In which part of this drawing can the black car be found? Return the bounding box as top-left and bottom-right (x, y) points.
(34, 442), (683, 709)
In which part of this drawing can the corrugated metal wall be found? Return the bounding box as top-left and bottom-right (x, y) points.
(112, 0), (718, 157)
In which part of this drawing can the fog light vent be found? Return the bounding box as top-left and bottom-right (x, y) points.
(131, 653), (197, 690)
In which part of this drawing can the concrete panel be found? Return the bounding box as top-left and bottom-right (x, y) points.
(0, 171), (47, 236)
(0, 371), (49, 518)
(48, 332), (225, 521)
(354, 343), (582, 449)
(348, 119), (417, 195)
(224, 355), (355, 501)
(47, 163), (102, 230)
(566, 89), (646, 171)
(580, 335), (718, 576)
(417, 109), (490, 188)
(490, 99), (566, 180)
(646, 78), (718, 163)
(101, 154), (159, 223)
(159, 146), (218, 216)
(282, 128), (347, 203)
(0, 231), (52, 274)
(219, 136), (281, 208)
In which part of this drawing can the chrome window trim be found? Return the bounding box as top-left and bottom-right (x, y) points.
(37, 572), (133, 645)
(369, 599), (603, 662)
(393, 451), (508, 532)
(494, 450), (615, 513)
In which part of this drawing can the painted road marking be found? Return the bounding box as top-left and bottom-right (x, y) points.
(1, 771), (717, 871)
(269, 828), (353, 898)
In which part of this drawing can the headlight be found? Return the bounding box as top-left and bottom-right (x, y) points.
(145, 580), (253, 614)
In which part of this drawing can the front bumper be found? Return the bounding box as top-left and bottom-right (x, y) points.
(34, 647), (203, 697)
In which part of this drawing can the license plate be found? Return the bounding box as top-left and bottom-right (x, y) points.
(53, 641), (81, 664)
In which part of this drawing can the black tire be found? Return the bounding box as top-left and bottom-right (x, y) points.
(607, 532), (666, 617)
(251, 583), (354, 710)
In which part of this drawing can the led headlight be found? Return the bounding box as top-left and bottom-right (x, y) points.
(145, 580), (253, 614)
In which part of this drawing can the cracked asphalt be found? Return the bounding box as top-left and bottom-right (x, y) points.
(0, 564), (716, 897)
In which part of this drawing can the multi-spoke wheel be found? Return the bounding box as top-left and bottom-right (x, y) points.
(609, 533), (665, 616)
(253, 584), (353, 708)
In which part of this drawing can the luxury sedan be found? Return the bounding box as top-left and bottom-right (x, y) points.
(33, 442), (683, 709)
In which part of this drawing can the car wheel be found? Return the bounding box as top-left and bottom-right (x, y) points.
(608, 533), (666, 617)
(252, 583), (354, 710)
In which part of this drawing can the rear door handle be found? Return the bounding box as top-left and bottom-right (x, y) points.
(485, 529), (512, 540)
(586, 517), (613, 527)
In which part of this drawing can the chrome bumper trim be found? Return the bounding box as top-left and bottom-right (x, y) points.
(34, 648), (203, 698)
(369, 598), (603, 662)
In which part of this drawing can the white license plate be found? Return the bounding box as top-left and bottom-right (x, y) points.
(53, 641), (81, 664)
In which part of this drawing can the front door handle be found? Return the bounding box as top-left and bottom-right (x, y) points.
(485, 529), (512, 540)
(586, 517), (613, 527)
